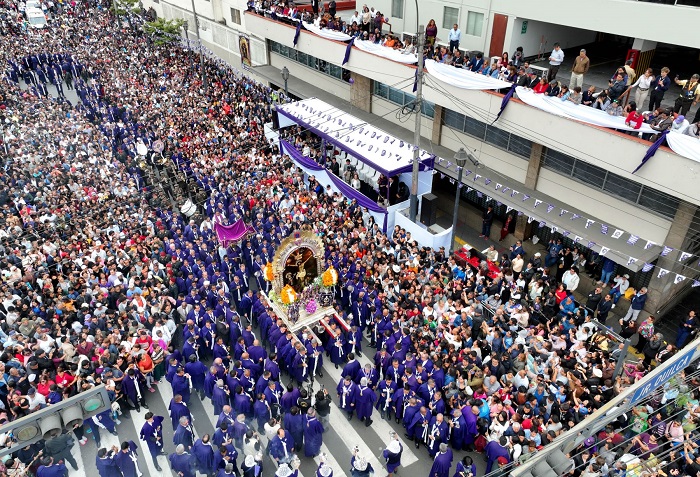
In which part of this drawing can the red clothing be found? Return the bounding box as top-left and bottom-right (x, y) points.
(36, 380), (55, 397)
(55, 372), (75, 389)
(533, 82), (548, 94)
(555, 289), (568, 305)
(625, 111), (644, 129)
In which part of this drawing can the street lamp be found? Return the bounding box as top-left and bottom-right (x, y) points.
(281, 66), (290, 98)
(450, 148), (469, 255)
(183, 20), (189, 44)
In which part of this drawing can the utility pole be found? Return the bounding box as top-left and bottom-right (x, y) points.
(190, 0), (208, 94)
(408, 25), (425, 222)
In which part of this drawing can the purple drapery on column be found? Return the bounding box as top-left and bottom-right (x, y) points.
(280, 140), (388, 232)
(492, 83), (516, 125)
(342, 37), (355, 65)
(293, 21), (302, 47)
(633, 130), (669, 174)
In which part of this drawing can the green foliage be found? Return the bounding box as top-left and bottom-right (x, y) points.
(144, 18), (185, 45)
(113, 0), (138, 16)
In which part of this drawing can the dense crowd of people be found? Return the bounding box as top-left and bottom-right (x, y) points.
(1, 3), (700, 477)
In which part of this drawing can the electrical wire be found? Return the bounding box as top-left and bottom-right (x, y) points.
(419, 75), (700, 276)
(422, 74), (700, 209)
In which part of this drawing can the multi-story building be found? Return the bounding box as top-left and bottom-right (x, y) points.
(140, 0), (700, 315)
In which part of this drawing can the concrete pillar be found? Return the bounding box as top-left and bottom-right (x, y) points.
(514, 142), (544, 240)
(432, 105), (443, 145)
(350, 71), (371, 113)
(645, 200), (698, 314)
(631, 39), (657, 82)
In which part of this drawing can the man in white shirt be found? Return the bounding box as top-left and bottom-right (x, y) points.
(27, 387), (47, 412)
(349, 10), (360, 26)
(609, 274), (630, 307)
(547, 42), (564, 82)
(562, 267), (580, 292)
(448, 24), (461, 53)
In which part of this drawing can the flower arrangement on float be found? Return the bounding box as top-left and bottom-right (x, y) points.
(280, 285), (298, 305)
(321, 266), (338, 287)
(263, 262), (274, 281)
(305, 299), (318, 315)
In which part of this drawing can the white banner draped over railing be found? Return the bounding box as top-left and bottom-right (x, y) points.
(665, 131), (700, 163)
(353, 40), (418, 64)
(424, 59), (513, 90)
(302, 22), (353, 42)
(515, 86), (656, 133)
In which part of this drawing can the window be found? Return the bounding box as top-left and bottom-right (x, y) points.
(539, 144), (679, 219)
(465, 11), (484, 37)
(485, 125), (509, 150)
(230, 8), (241, 25)
(391, 0), (404, 19)
(573, 161), (607, 189)
(443, 6), (459, 29)
(507, 135), (532, 159)
(638, 187), (680, 220)
(543, 149), (575, 175)
(373, 81), (435, 118)
(269, 40), (349, 82)
(444, 109), (465, 130)
(603, 172), (641, 203)
(464, 116), (486, 140)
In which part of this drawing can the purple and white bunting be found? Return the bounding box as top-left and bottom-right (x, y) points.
(642, 263), (654, 273)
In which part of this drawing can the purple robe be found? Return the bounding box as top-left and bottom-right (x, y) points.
(169, 452), (195, 477)
(304, 416), (324, 457)
(429, 449), (453, 477)
(355, 386), (377, 421)
(169, 400), (191, 431)
(192, 439), (215, 474)
(461, 408), (479, 446)
(212, 386), (229, 415)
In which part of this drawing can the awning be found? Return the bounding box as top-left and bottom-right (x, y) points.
(276, 98), (435, 176)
